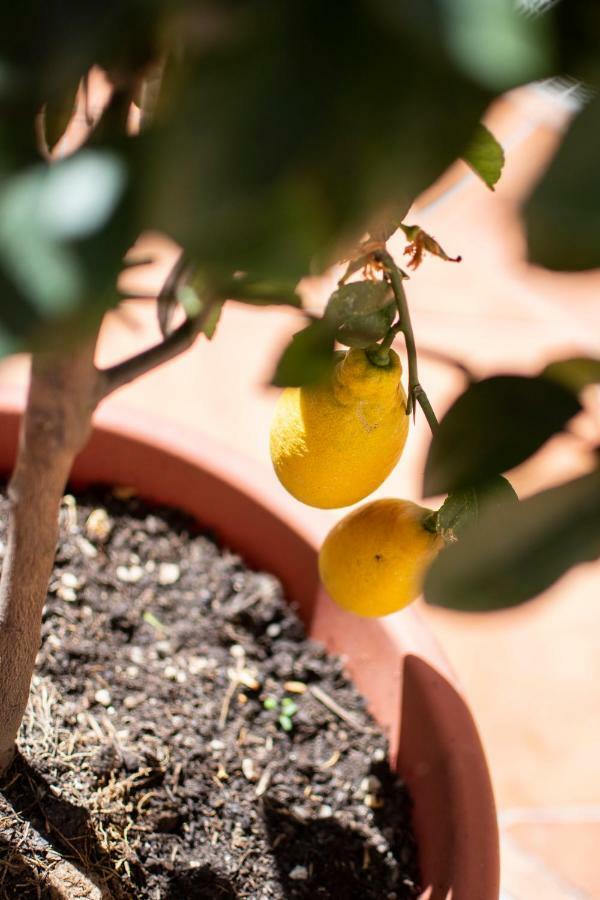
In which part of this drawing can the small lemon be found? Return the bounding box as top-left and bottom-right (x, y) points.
(319, 498), (442, 617)
(270, 349), (408, 508)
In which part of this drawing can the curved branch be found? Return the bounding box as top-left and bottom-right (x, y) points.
(98, 309), (209, 399)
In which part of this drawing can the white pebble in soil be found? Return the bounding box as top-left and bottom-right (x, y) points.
(157, 562), (180, 585)
(116, 564), (144, 584)
(288, 866), (309, 881)
(94, 689), (111, 707)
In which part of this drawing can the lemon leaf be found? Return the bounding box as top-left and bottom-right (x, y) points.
(424, 375), (581, 496)
(424, 468), (600, 611)
(542, 356), (600, 393)
(271, 318), (337, 388)
(462, 123), (505, 189)
(437, 475), (518, 539)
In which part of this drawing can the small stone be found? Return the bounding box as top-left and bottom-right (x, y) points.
(241, 758), (258, 782)
(289, 865), (308, 881)
(158, 562), (180, 586)
(210, 739), (225, 751)
(163, 665), (178, 681)
(124, 694), (144, 710)
(291, 805), (310, 823)
(188, 656), (209, 675)
(76, 536), (97, 558)
(129, 646), (144, 664)
(116, 564), (144, 584)
(85, 508), (112, 542)
(235, 668), (260, 690)
(372, 747), (386, 763)
(364, 793), (384, 809)
(155, 640), (172, 658)
(359, 775), (382, 795)
(60, 572), (80, 589)
(126, 666), (139, 678)
(230, 644), (245, 659)
(57, 586), (77, 603)
(266, 623), (281, 638)
(94, 689), (111, 707)
(317, 804), (333, 819)
(176, 670), (187, 684)
(283, 680), (306, 694)
(145, 560), (156, 573)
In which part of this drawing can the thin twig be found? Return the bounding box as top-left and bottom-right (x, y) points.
(309, 685), (372, 733)
(98, 306), (211, 399)
(375, 249), (439, 434)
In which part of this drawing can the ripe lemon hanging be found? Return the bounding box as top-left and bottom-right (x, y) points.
(319, 498), (442, 617)
(270, 348), (408, 509)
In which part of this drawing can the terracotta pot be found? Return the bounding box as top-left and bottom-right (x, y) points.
(0, 389), (499, 900)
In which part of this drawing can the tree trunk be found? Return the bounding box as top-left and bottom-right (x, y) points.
(0, 337), (100, 773)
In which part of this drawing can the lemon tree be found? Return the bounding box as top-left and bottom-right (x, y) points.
(0, 0), (599, 769)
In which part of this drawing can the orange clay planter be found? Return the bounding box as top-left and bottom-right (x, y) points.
(0, 387), (499, 900)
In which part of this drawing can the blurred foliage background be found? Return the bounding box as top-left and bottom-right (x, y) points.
(0, 0), (598, 611)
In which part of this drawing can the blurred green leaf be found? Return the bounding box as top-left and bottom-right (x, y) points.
(423, 375), (582, 495)
(201, 299), (224, 341)
(146, 2), (491, 281)
(271, 318), (337, 388)
(525, 96), (600, 271)
(436, 475), (518, 540)
(439, 0), (554, 90)
(462, 122), (504, 189)
(542, 356), (600, 393)
(424, 468), (600, 611)
(0, 149), (125, 311)
(279, 714), (293, 732)
(0, 146), (138, 352)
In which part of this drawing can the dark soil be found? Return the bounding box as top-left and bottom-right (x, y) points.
(0, 487), (420, 899)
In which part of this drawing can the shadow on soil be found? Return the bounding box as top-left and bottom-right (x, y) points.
(263, 796), (406, 899)
(0, 753), (125, 898)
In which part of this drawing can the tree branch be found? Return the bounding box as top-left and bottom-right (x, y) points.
(98, 308), (210, 399)
(375, 249), (439, 434)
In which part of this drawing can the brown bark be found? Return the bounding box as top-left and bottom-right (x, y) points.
(0, 301), (211, 774)
(0, 336), (101, 772)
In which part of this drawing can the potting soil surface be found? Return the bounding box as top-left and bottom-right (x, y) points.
(0, 488), (420, 899)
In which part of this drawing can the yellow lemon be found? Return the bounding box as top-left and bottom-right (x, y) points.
(270, 348), (408, 508)
(319, 498), (442, 617)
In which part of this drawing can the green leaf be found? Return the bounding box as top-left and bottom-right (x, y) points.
(271, 318), (337, 388)
(542, 356), (600, 393)
(525, 96), (600, 271)
(436, 475), (518, 539)
(146, 4), (492, 281)
(326, 282), (392, 321)
(263, 697), (278, 711)
(462, 123), (504, 190)
(439, 0), (554, 90)
(0, 148), (132, 347)
(424, 468), (600, 611)
(280, 698), (298, 716)
(279, 714), (293, 732)
(423, 375), (581, 495)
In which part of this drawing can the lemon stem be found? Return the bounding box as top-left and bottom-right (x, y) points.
(375, 249), (439, 435)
